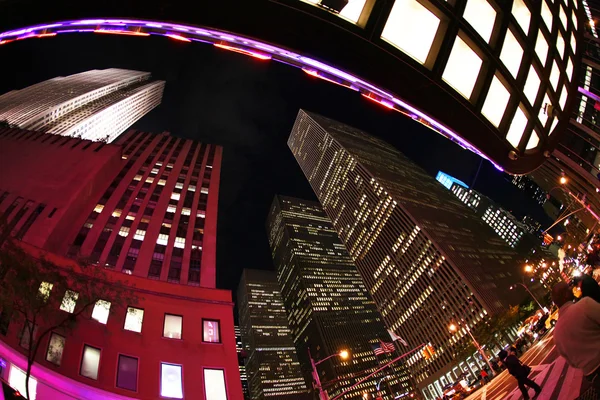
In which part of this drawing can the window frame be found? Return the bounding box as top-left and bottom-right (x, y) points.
(163, 313), (183, 340)
(45, 332), (66, 366)
(116, 353), (139, 392)
(202, 319), (222, 344)
(123, 306), (145, 333)
(80, 344), (102, 381)
(160, 362), (184, 399)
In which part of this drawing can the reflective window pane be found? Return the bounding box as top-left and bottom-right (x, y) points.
(203, 319), (221, 343)
(539, 93), (551, 126)
(481, 76), (510, 127)
(550, 61), (560, 91)
(80, 345), (101, 380)
(511, 0), (531, 35)
(204, 369), (227, 400)
(117, 355), (138, 392)
(506, 105), (528, 148)
(463, 0), (497, 42)
(556, 31), (565, 59)
(442, 36), (482, 99)
(559, 5), (568, 30)
(60, 290), (78, 313)
(500, 30), (523, 78)
(46, 333), (65, 366)
(124, 307), (144, 333)
(566, 58), (574, 81)
(559, 86), (568, 110)
(541, 1), (553, 31)
(161, 363), (183, 399)
(535, 31), (549, 65)
(164, 314), (183, 339)
(526, 130), (540, 150)
(381, 0), (441, 65)
(92, 300), (111, 324)
(523, 66), (541, 105)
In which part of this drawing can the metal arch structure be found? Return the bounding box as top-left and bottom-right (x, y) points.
(0, 0), (585, 174)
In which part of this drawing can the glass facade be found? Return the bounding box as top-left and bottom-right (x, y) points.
(288, 110), (524, 397)
(237, 269), (308, 399)
(267, 195), (412, 399)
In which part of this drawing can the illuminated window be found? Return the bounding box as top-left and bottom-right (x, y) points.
(526, 130), (540, 150)
(38, 282), (53, 302)
(161, 363), (183, 399)
(46, 333), (65, 365)
(92, 300), (111, 324)
(463, 0), (496, 42)
(133, 175), (142, 181)
(550, 118), (559, 134)
(541, 0), (553, 30)
(500, 29), (523, 78)
(572, 9), (578, 29)
(204, 369), (227, 400)
(201, 187), (209, 194)
(571, 32), (576, 52)
(163, 314), (183, 339)
(158, 179), (166, 186)
(118, 226), (130, 237)
(60, 290), (79, 313)
(506, 105), (528, 148)
(94, 204), (104, 213)
(80, 345), (101, 380)
(9, 366), (37, 400)
(145, 177), (154, 183)
(535, 30), (549, 64)
(481, 76), (510, 127)
(181, 207), (191, 216)
(157, 234), (169, 245)
(174, 237), (186, 249)
(442, 36), (482, 99)
(556, 32), (565, 59)
(203, 319), (221, 343)
(124, 307), (144, 333)
(381, 0), (441, 65)
(559, 5), (568, 30)
(134, 229), (146, 240)
(511, 0), (531, 35)
(112, 209), (122, 218)
(117, 355), (138, 392)
(550, 61), (560, 91)
(566, 58), (573, 81)
(539, 93), (551, 126)
(559, 86), (568, 110)
(171, 193), (180, 201)
(523, 66), (540, 105)
(175, 182), (184, 189)
(167, 205), (177, 213)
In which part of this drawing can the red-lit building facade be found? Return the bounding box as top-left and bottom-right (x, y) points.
(0, 126), (242, 399)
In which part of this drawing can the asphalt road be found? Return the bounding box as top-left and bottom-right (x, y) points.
(464, 329), (590, 400)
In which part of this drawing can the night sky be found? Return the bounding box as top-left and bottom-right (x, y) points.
(0, 34), (551, 292)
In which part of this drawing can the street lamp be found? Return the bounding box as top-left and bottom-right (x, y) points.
(448, 323), (496, 377)
(510, 282), (544, 311)
(560, 176), (568, 185)
(524, 265), (533, 273)
(309, 349), (350, 400)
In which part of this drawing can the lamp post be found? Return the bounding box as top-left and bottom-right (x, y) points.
(510, 282), (545, 311)
(309, 348), (349, 400)
(449, 323), (496, 377)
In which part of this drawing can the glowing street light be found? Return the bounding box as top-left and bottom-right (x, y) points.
(524, 265), (533, 273)
(560, 176), (568, 185)
(557, 235), (562, 241)
(309, 349), (351, 399)
(448, 322), (496, 377)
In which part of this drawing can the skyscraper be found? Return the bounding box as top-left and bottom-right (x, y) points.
(66, 129), (221, 287)
(288, 110), (525, 399)
(267, 195), (411, 399)
(0, 126), (242, 399)
(0, 69), (164, 143)
(235, 325), (250, 398)
(237, 269), (309, 399)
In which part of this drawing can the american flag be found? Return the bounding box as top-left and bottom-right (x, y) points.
(371, 341), (395, 355)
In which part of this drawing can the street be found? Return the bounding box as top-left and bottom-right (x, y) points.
(464, 330), (595, 400)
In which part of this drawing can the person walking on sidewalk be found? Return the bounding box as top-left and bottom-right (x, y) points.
(552, 282), (600, 391)
(498, 349), (541, 399)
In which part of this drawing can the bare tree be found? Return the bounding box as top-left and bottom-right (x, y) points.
(0, 240), (138, 399)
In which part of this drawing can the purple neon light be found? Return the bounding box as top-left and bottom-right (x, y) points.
(0, 17), (502, 169)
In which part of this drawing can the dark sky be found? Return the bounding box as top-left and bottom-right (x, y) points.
(0, 34), (551, 291)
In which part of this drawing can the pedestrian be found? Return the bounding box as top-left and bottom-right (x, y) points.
(480, 369), (489, 385)
(573, 273), (600, 303)
(498, 349), (541, 399)
(552, 282), (600, 391)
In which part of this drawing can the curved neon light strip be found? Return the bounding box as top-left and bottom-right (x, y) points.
(0, 18), (504, 171)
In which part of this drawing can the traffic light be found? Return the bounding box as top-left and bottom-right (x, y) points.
(422, 344), (435, 360)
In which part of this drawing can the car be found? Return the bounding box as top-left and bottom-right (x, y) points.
(545, 305), (559, 330)
(441, 379), (472, 399)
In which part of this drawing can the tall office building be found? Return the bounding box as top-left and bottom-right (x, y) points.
(0, 126), (242, 399)
(0, 69), (164, 143)
(267, 195), (411, 399)
(237, 269), (309, 399)
(288, 110), (525, 399)
(66, 130), (221, 287)
(235, 325), (250, 398)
